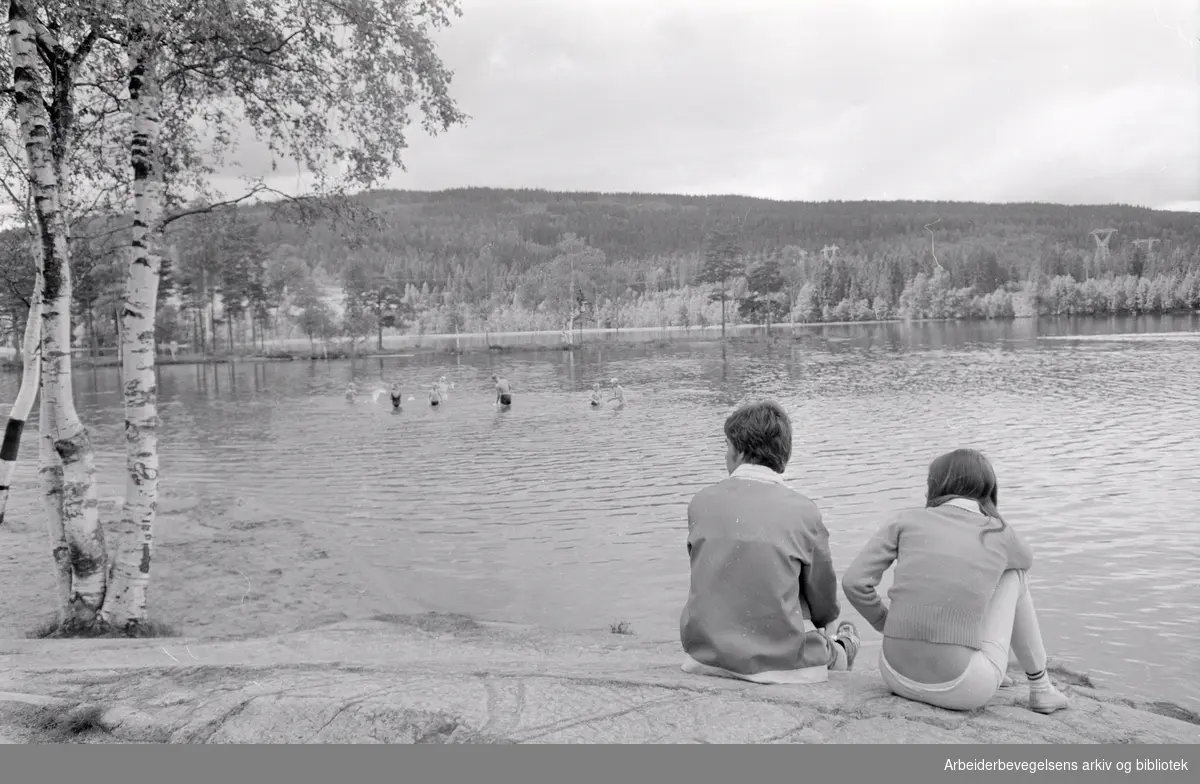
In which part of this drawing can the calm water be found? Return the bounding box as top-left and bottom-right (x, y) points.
(3, 315), (1199, 709)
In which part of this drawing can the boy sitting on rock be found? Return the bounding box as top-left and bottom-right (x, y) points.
(680, 400), (860, 684)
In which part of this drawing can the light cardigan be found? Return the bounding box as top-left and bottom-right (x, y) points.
(841, 499), (1034, 649)
(679, 463), (841, 684)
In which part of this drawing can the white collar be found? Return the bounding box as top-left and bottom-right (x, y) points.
(943, 497), (985, 515)
(730, 463), (786, 484)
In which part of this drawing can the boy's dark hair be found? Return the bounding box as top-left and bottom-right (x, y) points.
(723, 400), (792, 474)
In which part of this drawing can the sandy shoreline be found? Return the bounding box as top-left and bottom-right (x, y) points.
(0, 489), (419, 642)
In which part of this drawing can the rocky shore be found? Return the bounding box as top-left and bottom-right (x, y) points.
(2, 612), (1197, 744)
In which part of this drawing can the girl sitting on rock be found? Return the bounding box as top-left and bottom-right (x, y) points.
(842, 448), (1069, 714)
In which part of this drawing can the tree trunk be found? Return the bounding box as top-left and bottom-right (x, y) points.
(720, 285), (727, 342)
(9, 4), (108, 624)
(197, 299), (207, 352)
(87, 306), (98, 357)
(101, 24), (164, 630)
(0, 269), (43, 524)
(377, 318), (383, 351)
(39, 385), (72, 622)
(112, 307), (120, 363)
(227, 316), (234, 352)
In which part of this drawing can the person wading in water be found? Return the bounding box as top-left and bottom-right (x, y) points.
(609, 379), (626, 409)
(493, 374), (513, 409)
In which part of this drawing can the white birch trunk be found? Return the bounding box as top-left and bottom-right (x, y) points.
(0, 268), (43, 524)
(39, 383), (72, 622)
(102, 25), (163, 628)
(9, 4), (108, 623)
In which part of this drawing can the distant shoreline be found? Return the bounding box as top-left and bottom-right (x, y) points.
(4, 319), (917, 369)
(3, 312), (1199, 371)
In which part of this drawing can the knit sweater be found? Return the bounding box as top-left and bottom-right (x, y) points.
(840, 500), (1034, 650)
(680, 464), (841, 677)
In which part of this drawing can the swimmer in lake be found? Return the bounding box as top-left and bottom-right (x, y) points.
(429, 383), (442, 407)
(390, 382), (403, 410)
(493, 373), (513, 408)
(589, 382), (602, 407)
(345, 383), (357, 403)
(609, 379), (626, 409)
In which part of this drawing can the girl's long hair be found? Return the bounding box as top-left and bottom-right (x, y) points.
(925, 448), (1007, 542)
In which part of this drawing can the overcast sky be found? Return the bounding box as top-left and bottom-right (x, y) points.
(227, 0), (1200, 210)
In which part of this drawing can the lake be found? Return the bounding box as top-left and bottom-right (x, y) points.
(1, 314), (1198, 711)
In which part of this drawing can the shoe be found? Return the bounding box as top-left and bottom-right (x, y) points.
(1000, 674), (1015, 688)
(1029, 682), (1070, 714)
(833, 621), (860, 670)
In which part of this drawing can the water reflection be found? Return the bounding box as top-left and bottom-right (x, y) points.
(2, 314), (1198, 709)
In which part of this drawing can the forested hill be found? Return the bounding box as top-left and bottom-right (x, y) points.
(260, 187), (1200, 281)
(158, 187), (1200, 342)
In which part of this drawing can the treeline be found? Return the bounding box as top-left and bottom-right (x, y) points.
(2, 188), (1198, 353)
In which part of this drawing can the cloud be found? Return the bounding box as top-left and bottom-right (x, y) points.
(206, 0), (1199, 207)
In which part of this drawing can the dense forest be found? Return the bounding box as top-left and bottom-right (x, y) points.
(3, 187), (1199, 353)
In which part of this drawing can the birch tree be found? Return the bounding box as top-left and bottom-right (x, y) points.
(0, 158), (39, 524)
(97, 13), (164, 628)
(0, 251), (41, 525)
(0, 31), (42, 526)
(7, 1), (110, 626)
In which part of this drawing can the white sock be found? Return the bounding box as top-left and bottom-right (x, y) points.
(1027, 669), (1052, 692)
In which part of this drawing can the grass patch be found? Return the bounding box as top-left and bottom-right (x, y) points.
(370, 611), (483, 635)
(23, 703), (109, 743)
(608, 620), (634, 636)
(1138, 700), (1200, 726)
(27, 616), (181, 640)
(1046, 663), (1094, 689)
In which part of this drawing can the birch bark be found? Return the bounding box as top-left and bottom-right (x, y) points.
(39, 382), (71, 621)
(101, 21), (163, 628)
(9, 1), (108, 623)
(0, 265), (42, 524)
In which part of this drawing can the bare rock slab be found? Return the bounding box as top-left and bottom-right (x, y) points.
(1, 614), (1197, 744)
